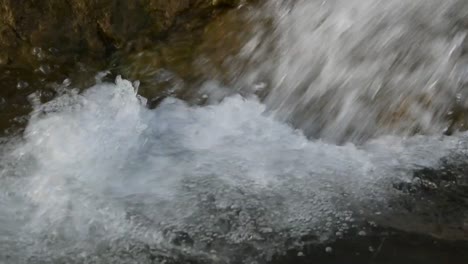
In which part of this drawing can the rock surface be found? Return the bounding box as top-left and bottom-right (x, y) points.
(0, 0), (248, 134)
(0, 0), (237, 60)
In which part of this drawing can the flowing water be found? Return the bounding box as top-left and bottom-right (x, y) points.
(237, 0), (468, 143)
(1, 0), (468, 263)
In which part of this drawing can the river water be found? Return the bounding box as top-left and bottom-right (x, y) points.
(1, 0), (468, 263)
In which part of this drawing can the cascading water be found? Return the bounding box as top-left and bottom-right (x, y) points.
(240, 0), (468, 143)
(1, 0), (468, 263)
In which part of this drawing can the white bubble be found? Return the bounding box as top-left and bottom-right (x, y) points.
(0, 77), (462, 261)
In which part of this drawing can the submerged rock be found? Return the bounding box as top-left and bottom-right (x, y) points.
(384, 152), (468, 241)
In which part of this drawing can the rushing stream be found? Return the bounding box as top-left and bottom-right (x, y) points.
(1, 0), (468, 263)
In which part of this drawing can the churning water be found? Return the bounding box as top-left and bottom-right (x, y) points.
(2, 0), (468, 263)
(0, 77), (463, 263)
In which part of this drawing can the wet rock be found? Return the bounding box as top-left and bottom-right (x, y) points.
(0, 0), (244, 61)
(113, 3), (256, 103)
(378, 153), (468, 241)
(0, 51), (9, 65)
(0, 96), (5, 109)
(270, 227), (468, 264)
(212, 0), (243, 7)
(0, 0), (250, 136)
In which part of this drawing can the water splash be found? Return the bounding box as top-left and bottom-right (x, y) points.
(0, 77), (463, 262)
(239, 0), (468, 143)
(2, 0), (468, 262)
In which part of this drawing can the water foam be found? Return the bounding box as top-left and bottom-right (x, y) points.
(0, 77), (463, 262)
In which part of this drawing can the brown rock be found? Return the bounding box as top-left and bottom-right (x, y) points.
(0, 0), (238, 60)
